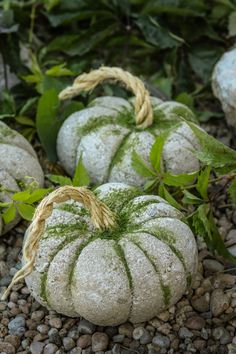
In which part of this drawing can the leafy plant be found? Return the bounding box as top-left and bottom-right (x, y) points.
(132, 124), (236, 262)
(0, 179), (49, 224)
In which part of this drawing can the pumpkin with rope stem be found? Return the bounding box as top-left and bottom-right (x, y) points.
(57, 67), (200, 187)
(4, 183), (198, 326)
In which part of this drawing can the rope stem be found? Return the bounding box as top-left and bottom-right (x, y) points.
(1, 186), (116, 300)
(59, 66), (153, 128)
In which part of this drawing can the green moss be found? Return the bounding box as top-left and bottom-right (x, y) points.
(44, 221), (88, 239)
(57, 202), (88, 216)
(109, 133), (139, 171)
(121, 199), (162, 222)
(129, 237), (171, 306)
(113, 242), (133, 290)
(0, 124), (16, 138)
(95, 186), (141, 213)
(40, 272), (48, 303)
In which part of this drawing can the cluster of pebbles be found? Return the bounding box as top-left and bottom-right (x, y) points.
(0, 120), (236, 354)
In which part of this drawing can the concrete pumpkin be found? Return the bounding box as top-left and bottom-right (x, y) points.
(0, 121), (44, 235)
(212, 48), (236, 130)
(13, 183), (198, 326)
(57, 67), (200, 187)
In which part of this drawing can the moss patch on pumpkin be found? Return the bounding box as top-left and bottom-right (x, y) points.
(113, 242), (133, 291)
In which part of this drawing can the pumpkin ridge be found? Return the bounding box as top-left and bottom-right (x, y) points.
(137, 229), (191, 287)
(113, 242), (133, 321)
(39, 232), (90, 305)
(106, 131), (132, 180)
(174, 129), (198, 150)
(121, 199), (162, 219)
(56, 202), (89, 216)
(128, 237), (171, 307)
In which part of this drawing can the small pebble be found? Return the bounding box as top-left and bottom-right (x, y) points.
(178, 327), (193, 339)
(49, 317), (62, 329)
(8, 316), (25, 336)
(185, 316), (205, 330)
(30, 341), (45, 354)
(0, 342), (16, 354)
(132, 327), (152, 344)
(203, 259), (224, 273)
(92, 332), (109, 352)
(210, 289), (230, 316)
(112, 334), (125, 343)
(118, 323), (133, 338)
(31, 310), (45, 322)
(77, 334), (92, 348)
(37, 324), (50, 334)
(78, 320), (96, 335)
(5, 334), (21, 349)
(152, 333), (170, 348)
(49, 328), (62, 346)
(44, 343), (59, 354)
(63, 337), (75, 351)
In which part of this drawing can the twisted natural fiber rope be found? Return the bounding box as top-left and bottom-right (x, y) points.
(1, 186), (116, 300)
(59, 66), (153, 128)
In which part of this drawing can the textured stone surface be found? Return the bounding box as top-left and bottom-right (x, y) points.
(212, 48), (236, 129)
(24, 182), (198, 326)
(57, 96), (200, 187)
(0, 121), (44, 235)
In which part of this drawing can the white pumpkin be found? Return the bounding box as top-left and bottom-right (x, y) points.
(0, 121), (44, 235)
(57, 96), (200, 187)
(212, 48), (236, 129)
(24, 183), (198, 326)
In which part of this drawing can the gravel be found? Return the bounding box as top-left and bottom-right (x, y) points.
(0, 120), (236, 354)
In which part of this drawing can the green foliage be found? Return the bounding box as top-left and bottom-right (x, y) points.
(47, 156), (91, 187)
(132, 127), (236, 262)
(0, 182), (49, 224)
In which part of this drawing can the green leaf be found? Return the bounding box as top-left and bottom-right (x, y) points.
(46, 64), (74, 77)
(163, 171), (198, 187)
(182, 190), (203, 205)
(2, 204), (16, 224)
(132, 151), (156, 178)
(73, 155), (91, 187)
(158, 184), (183, 210)
(144, 178), (159, 192)
(186, 121), (236, 173)
(196, 166), (211, 199)
(188, 44), (224, 83)
(47, 174), (72, 186)
(12, 190), (31, 202)
(175, 92), (194, 110)
(17, 203), (35, 221)
(228, 11), (236, 37)
(24, 189), (49, 204)
(228, 177), (236, 203)
(136, 15), (184, 49)
(150, 132), (169, 172)
(0, 202), (11, 208)
(36, 89), (60, 162)
(192, 204), (236, 262)
(15, 116), (35, 127)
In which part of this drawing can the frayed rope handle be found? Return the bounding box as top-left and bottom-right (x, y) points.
(59, 66), (153, 129)
(1, 186), (116, 300)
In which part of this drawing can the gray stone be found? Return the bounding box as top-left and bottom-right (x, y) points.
(118, 323), (133, 338)
(49, 317), (62, 329)
(31, 310), (45, 322)
(111, 344), (120, 354)
(178, 327), (193, 339)
(69, 349), (82, 354)
(63, 337), (75, 351)
(8, 316), (25, 335)
(49, 328), (62, 346)
(30, 341), (45, 354)
(210, 289), (229, 316)
(203, 259), (224, 273)
(92, 332), (109, 352)
(212, 327), (232, 345)
(185, 316), (205, 330)
(191, 294), (210, 312)
(152, 333), (170, 348)
(132, 327), (152, 344)
(78, 320), (96, 335)
(228, 244), (236, 257)
(37, 324), (49, 334)
(112, 334), (125, 343)
(43, 343), (58, 354)
(77, 334), (92, 348)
